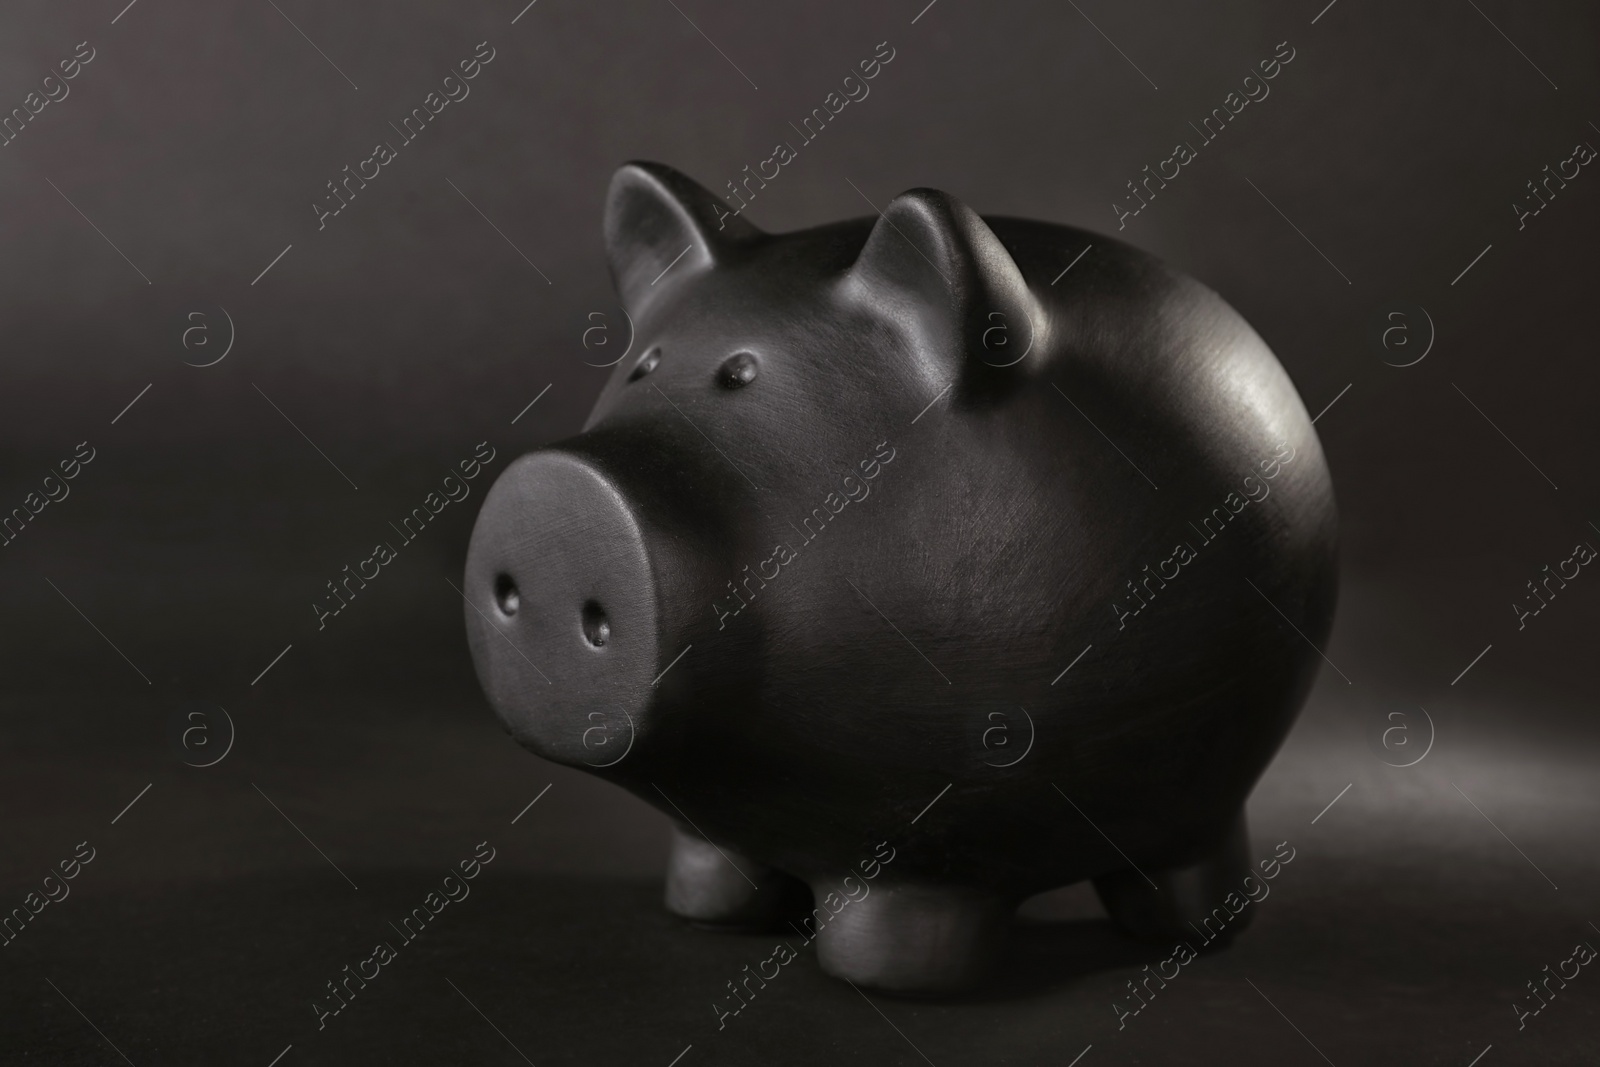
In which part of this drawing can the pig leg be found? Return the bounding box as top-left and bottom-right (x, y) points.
(810, 881), (1013, 993)
(1091, 811), (1254, 945)
(664, 824), (808, 930)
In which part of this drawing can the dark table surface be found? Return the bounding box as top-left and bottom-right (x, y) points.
(4, 581), (1598, 1067)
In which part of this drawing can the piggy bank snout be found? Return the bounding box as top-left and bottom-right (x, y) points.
(463, 450), (662, 766)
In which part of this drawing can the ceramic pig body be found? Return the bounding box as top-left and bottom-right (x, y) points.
(464, 162), (1338, 993)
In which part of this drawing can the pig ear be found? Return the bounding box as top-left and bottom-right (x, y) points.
(843, 188), (1042, 374)
(604, 161), (760, 313)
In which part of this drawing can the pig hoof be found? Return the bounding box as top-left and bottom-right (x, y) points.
(664, 825), (807, 931)
(812, 882), (1012, 994)
(1092, 813), (1254, 946)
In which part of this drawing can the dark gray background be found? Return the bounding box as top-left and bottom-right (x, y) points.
(1, 0), (1597, 1064)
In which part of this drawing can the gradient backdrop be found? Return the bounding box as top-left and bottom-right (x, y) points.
(1, 1), (1597, 1064)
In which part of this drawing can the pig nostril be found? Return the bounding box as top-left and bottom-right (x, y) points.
(494, 574), (520, 616)
(628, 346), (662, 382)
(581, 600), (610, 648)
(717, 351), (758, 389)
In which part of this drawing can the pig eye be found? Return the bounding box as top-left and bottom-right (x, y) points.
(581, 600), (610, 648)
(628, 346), (662, 382)
(493, 574), (519, 616)
(717, 352), (758, 389)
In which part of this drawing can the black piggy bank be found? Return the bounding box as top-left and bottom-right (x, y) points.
(464, 162), (1338, 994)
